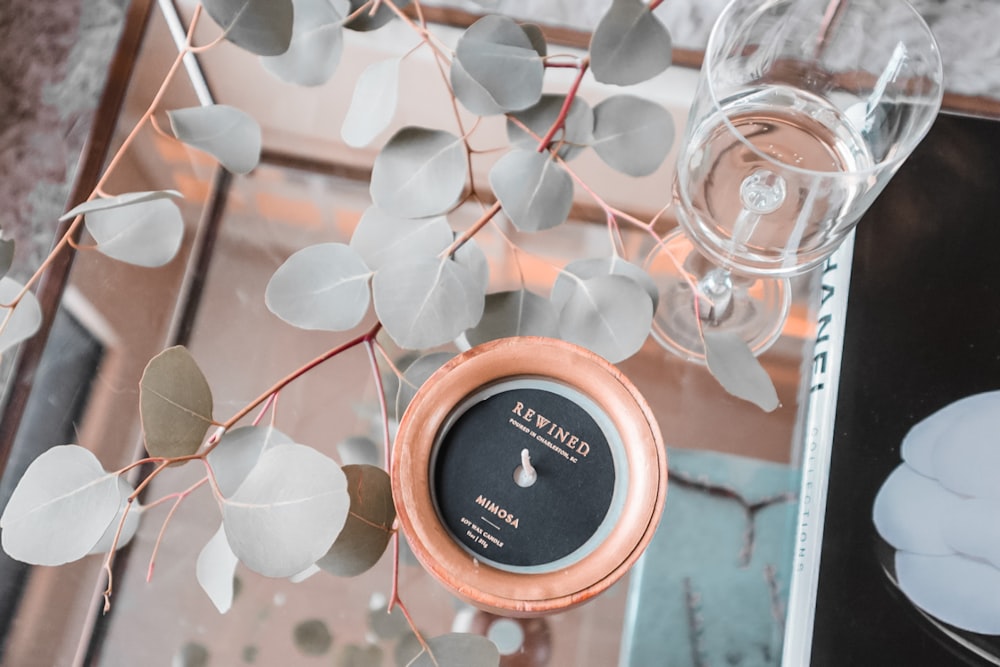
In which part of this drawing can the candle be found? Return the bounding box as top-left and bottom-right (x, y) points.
(392, 337), (667, 616)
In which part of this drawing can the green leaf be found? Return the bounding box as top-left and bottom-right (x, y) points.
(168, 104), (262, 174)
(592, 95), (675, 176)
(349, 207), (452, 271)
(551, 256), (659, 313)
(395, 351), (455, 417)
(589, 0), (672, 85)
(372, 256), (485, 349)
(316, 465), (395, 577)
(489, 150), (573, 232)
(556, 274), (653, 363)
(60, 189), (182, 222)
(140, 346), (214, 458)
(370, 127), (468, 219)
(506, 94), (593, 160)
(0, 238), (14, 278)
(265, 243), (373, 331)
(196, 524), (239, 613)
(260, 0), (347, 86)
(1, 445), (120, 565)
(454, 16), (543, 113)
(343, 0), (409, 31)
(84, 197), (185, 268)
(87, 477), (141, 554)
(703, 330), (780, 412)
(202, 0), (294, 56)
(464, 289), (558, 347)
(342, 58), (401, 148)
(0, 278), (42, 355)
(222, 443), (349, 577)
(407, 633), (499, 667)
(208, 425), (293, 497)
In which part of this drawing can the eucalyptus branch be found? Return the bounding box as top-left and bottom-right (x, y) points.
(146, 476), (210, 582)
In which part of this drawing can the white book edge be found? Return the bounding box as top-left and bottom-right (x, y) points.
(781, 229), (856, 666)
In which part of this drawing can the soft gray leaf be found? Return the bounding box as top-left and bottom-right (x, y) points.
(370, 127), (468, 218)
(168, 104), (262, 174)
(140, 346), (214, 459)
(489, 150), (573, 232)
(260, 0), (346, 86)
(506, 94), (593, 160)
(265, 243), (372, 331)
(84, 197), (184, 267)
(208, 425), (293, 498)
(589, 0), (672, 85)
(0, 278), (42, 354)
(88, 477), (141, 554)
(0, 238), (13, 278)
(396, 632), (424, 666)
(349, 207), (452, 271)
(407, 633), (500, 667)
(222, 444), (349, 577)
(453, 236), (489, 294)
(368, 599), (410, 640)
(294, 619), (333, 655)
(196, 524), (239, 613)
(521, 23), (547, 57)
(344, 0), (409, 31)
(342, 58), (401, 148)
(338, 644), (384, 667)
(592, 95), (674, 176)
(372, 256), (485, 349)
(396, 351), (455, 417)
(1, 445), (120, 565)
(316, 465), (395, 577)
(202, 0), (293, 56)
(60, 189), (182, 222)
(450, 58), (506, 117)
(337, 435), (380, 466)
(454, 15), (543, 113)
(557, 274), (653, 363)
(551, 256), (659, 313)
(703, 330), (780, 412)
(465, 289), (558, 347)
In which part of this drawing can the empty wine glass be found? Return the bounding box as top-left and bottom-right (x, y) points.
(650, 0), (943, 361)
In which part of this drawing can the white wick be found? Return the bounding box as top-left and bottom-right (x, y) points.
(514, 448), (537, 488)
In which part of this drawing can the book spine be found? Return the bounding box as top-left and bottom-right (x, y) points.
(781, 230), (855, 666)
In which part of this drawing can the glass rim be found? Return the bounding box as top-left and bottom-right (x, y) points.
(702, 0), (945, 179)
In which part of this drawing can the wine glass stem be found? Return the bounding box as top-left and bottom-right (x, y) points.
(696, 267), (734, 325)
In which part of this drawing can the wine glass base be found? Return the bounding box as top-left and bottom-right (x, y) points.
(646, 230), (791, 363)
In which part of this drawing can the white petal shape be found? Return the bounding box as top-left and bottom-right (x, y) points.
(931, 398), (1000, 500)
(901, 391), (1000, 478)
(196, 524), (238, 613)
(896, 552), (1000, 635)
(873, 463), (959, 555)
(942, 497), (1000, 568)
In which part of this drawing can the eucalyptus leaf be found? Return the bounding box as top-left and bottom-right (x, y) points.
(592, 95), (675, 176)
(317, 465), (395, 577)
(406, 633), (500, 667)
(372, 257), (485, 349)
(344, 0), (409, 31)
(703, 330), (780, 412)
(396, 351), (455, 417)
(0, 277), (42, 354)
(551, 256), (659, 313)
(557, 274), (653, 363)
(202, 0), (293, 56)
(368, 598), (410, 640)
(88, 477), (141, 554)
(168, 105), (262, 174)
(450, 59), (506, 117)
(265, 243), (372, 331)
(260, 0), (347, 86)
(506, 94), (593, 160)
(453, 15), (543, 113)
(290, 564), (321, 583)
(140, 346), (214, 459)
(222, 443), (349, 577)
(342, 58), (401, 148)
(453, 236), (490, 294)
(294, 619), (333, 655)
(489, 150), (573, 232)
(338, 644), (384, 667)
(396, 632), (424, 667)
(208, 425), (293, 497)
(0, 238), (14, 278)
(589, 0), (672, 86)
(370, 127), (468, 219)
(84, 197), (185, 268)
(464, 290), (558, 347)
(337, 435), (380, 466)
(350, 207), (452, 271)
(0, 445), (120, 565)
(196, 524), (239, 613)
(521, 23), (547, 57)
(60, 189), (182, 222)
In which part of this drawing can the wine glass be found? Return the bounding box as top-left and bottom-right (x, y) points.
(649, 0), (944, 361)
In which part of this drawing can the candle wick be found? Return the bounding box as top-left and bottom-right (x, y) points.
(514, 448), (537, 488)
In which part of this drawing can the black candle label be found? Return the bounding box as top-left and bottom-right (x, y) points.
(432, 382), (618, 570)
